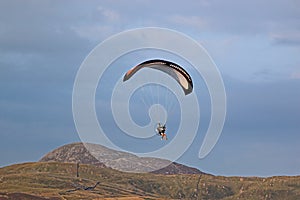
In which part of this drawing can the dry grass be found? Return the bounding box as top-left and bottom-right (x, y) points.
(1, 162), (300, 200)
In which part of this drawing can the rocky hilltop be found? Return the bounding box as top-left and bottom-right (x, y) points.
(40, 143), (106, 167)
(40, 142), (203, 174)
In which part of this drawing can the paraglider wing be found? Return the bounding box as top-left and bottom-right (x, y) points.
(123, 59), (193, 95)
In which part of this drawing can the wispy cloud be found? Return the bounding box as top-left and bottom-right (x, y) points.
(97, 6), (120, 22)
(0, 0), (300, 176)
(291, 71), (300, 79)
(271, 32), (300, 46)
(71, 25), (116, 42)
(167, 15), (207, 29)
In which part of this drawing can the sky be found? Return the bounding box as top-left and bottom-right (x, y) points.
(0, 0), (300, 176)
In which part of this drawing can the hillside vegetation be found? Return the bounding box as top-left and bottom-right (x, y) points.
(1, 162), (300, 200)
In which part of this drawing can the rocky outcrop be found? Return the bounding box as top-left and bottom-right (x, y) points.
(40, 143), (106, 168)
(152, 162), (203, 175)
(40, 142), (203, 174)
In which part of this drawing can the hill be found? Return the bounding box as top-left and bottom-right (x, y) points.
(40, 142), (202, 174)
(1, 162), (300, 199)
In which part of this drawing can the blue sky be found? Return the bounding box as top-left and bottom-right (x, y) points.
(0, 0), (300, 176)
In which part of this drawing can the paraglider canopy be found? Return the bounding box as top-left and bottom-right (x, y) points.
(123, 59), (193, 95)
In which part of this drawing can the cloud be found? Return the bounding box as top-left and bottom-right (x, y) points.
(161, 0), (300, 37)
(291, 71), (300, 79)
(271, 32), (300, 46)
(204, 0), (300, 34)
(0, 1), (92, 55)
(71, 25), (117, 42)
(167, 15), (207, 29)
(97, 6), (120, 22)
(0, 0), (300, 175)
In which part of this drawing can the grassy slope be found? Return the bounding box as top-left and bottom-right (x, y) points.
(0, 162), (300, 200)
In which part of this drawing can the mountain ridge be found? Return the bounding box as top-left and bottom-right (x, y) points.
(40, 142), (204, 175)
